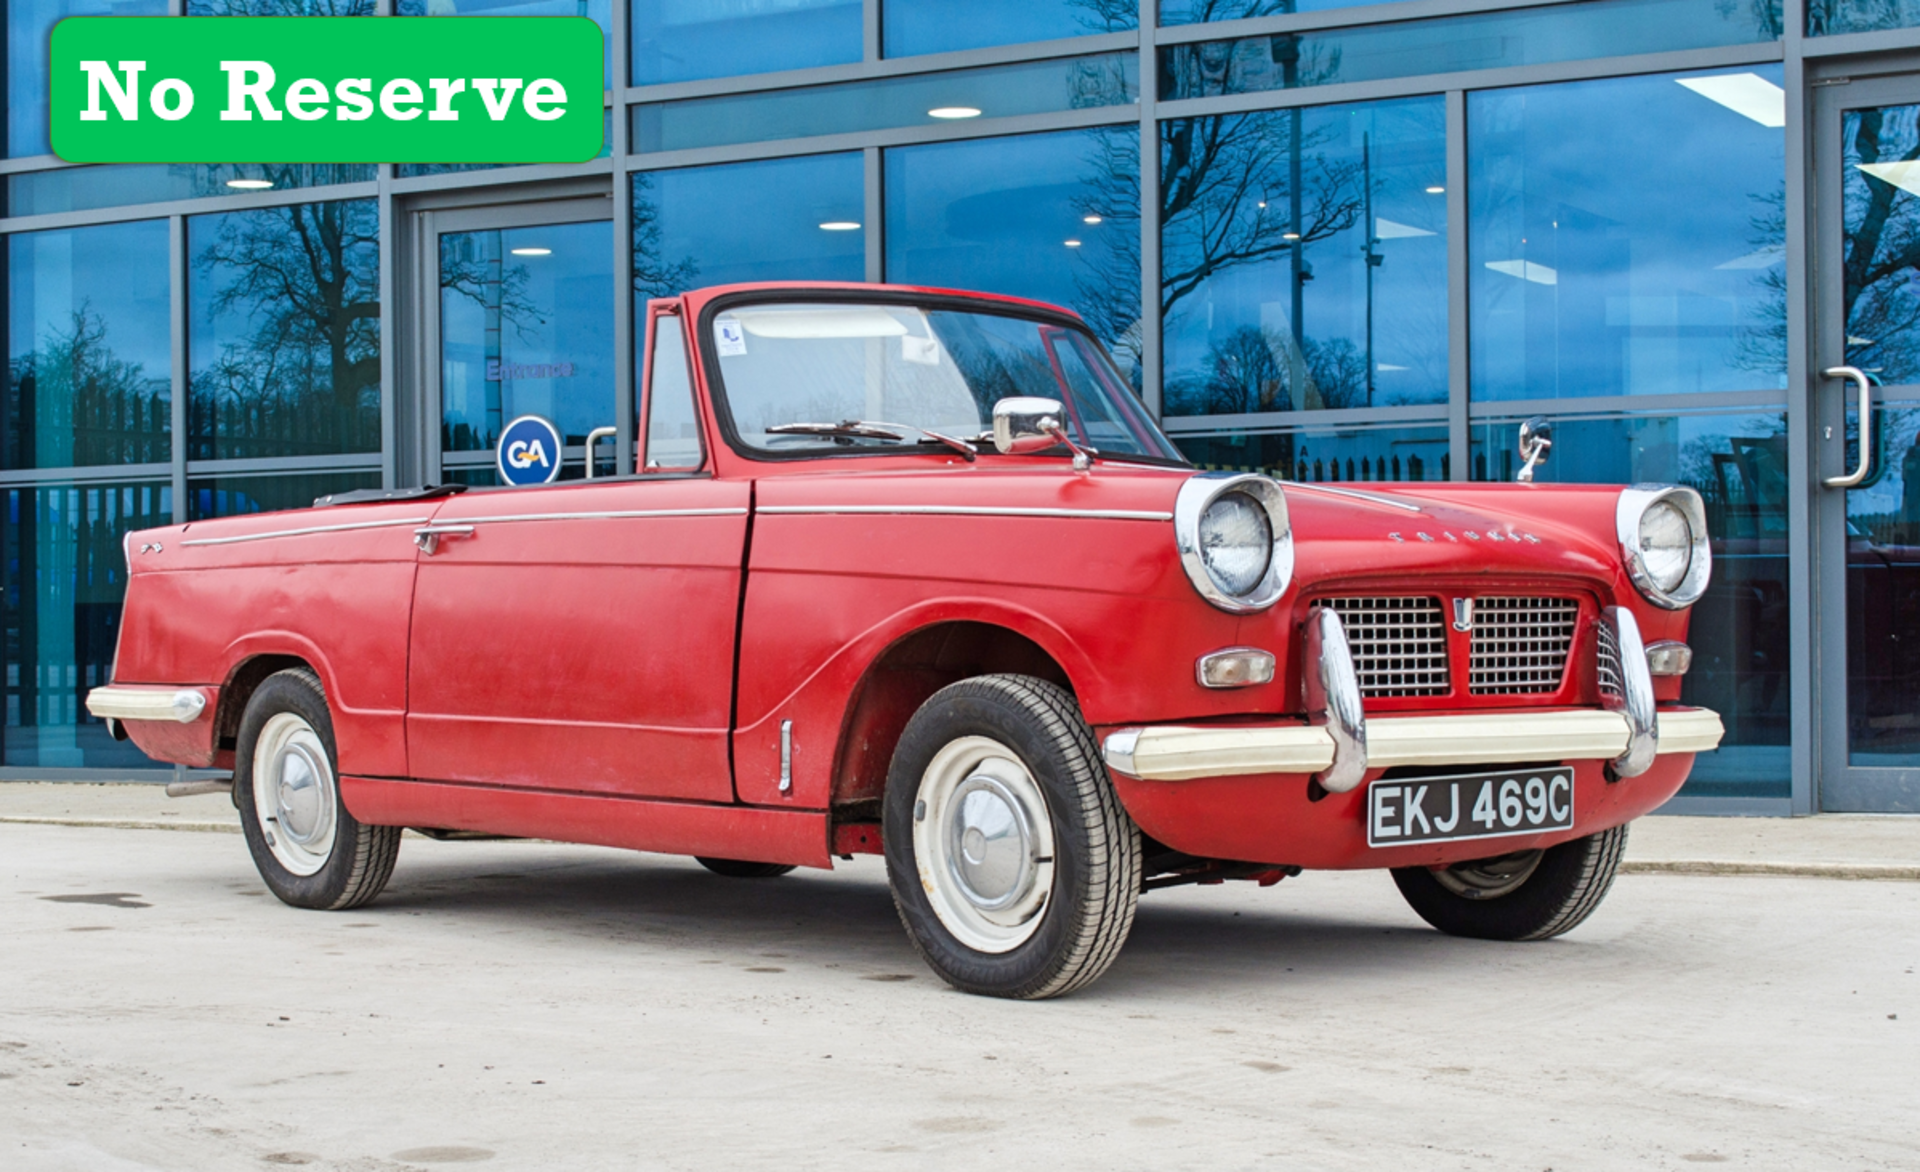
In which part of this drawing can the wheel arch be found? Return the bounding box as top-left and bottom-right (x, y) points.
(829, 619), (1076, 811)
(213, 641), (330, 761)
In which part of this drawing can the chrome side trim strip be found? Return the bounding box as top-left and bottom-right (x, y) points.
(1101, 707), (1724, 782)
(447, 507), (750, 524)
(180, 517), (433, 547)
(85, 686), (209, 724)
(756, 504), (1173, 521)
(1281, 482), (1425, 513)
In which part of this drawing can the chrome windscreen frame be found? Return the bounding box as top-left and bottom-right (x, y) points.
(1173, 473), (1294, 614)
(1615, 484), (1712, 610)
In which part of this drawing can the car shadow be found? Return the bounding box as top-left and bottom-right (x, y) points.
(355, 844), (1588, 996)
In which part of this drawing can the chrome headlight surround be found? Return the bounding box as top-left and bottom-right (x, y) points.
(1616, 484), (1712, 609)
(1174, 473), (1294, 613)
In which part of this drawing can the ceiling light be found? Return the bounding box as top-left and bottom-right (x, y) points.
(1282, 231), (1300, 240)
(225, 178), (273, 190)
(928, 106), (981, 119)
(1858, 161), (1920, 198)
(509, 247), (552, 256)
(1425, 185), (1445, 194)
(818, 221), (862, 231)
(1485, 259), (1558, 285)
(1677, 73), (1786, 128)
(1257, 201), (1267, 208)
(1082, 215), (1102, 224)
(1064, 239), (1082, 247)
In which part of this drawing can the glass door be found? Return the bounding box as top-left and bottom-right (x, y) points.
(417, 197), (617, 485)
(1815, 74), (1920, 812)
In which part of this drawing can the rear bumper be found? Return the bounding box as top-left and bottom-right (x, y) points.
(1103, 707), (1724, 782)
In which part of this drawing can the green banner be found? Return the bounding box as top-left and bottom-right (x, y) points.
(50, 16), (603, 164)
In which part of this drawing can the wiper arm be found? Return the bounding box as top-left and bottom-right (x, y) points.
(765, 420), (977, 462)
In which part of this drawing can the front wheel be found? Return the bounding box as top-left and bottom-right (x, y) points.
(1391, 824), (1629, 941)
(883, 674), (1142, 1000)
(235, 667), (400, 911)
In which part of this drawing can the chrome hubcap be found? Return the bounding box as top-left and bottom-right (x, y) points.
(1432, 849), (1543, 900)
(251, 712), (337, 877)
(913, 736), (1054, 954)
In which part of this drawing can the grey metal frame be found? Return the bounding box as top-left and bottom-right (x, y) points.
(0, 0), (1911, 806)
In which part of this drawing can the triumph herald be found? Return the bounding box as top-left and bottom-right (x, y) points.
(88, 281), (1723, 999)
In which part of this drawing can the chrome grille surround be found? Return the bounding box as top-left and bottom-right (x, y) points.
(1469, 596), (1581, 695)
(1323, 596), (1450, 697)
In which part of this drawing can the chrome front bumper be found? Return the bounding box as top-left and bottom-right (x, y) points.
(1103, 707), (1725, 782)
(1105, 604), (1722, 786)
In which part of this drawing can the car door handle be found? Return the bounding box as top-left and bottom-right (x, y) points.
(413, 525), (476, 555)
(1823, 365), (1874, 489)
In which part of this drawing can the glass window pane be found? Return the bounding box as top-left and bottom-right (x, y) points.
(1809, 0), (1920, 34)
(8, 164), (375, 217)
(1845, 403), (1920, 766)
(4, 480), (173, 769)
(396, 0), (613, 89)
(632, 0), (860, 86)
(1843, 105), (1920, 386)
(8, 0), (168, 157)
(187, 469), (381, 519)
(1161, 0), (1362, 23)
(644, 315), (702, 469)
(441, 219), (614, 455)
(1172, 422), (1449, 481)
(1469, 69), (1787, 404)
(1470, 411), (1790, 799)
(6, 221), (171, 470)
(188, 199), (381, 460)
(1160, 97), (1447, 421)
(399, 112), (611, 178)
(885, 128), (1143, 370)
(632, 154), (864, 298)
(1160, 0), (1783, 102)
(885, 0), (1136, 57)
(633, 53), (1137, 153)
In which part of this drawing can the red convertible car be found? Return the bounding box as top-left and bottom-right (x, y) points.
(88, 282), (1722, 999)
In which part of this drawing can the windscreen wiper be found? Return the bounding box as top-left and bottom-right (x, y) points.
(764, 420), (978, 461)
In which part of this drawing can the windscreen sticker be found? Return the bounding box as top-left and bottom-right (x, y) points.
(715, 319), (746, 356)
(901, 335), (941, 365)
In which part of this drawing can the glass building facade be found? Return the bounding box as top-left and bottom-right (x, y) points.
(5, 0), (1918, 812)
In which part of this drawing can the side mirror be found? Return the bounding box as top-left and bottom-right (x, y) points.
(1517, 416), (1552, 483)
(992, 397), (1068, 456)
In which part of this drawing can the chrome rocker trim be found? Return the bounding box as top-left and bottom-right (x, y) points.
(85, 686), (210, 724)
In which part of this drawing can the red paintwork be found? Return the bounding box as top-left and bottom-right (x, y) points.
(105, 281), (1701, 875)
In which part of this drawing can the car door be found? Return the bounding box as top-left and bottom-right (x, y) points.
(404, 473), (747, 802)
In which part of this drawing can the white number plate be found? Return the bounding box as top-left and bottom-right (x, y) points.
(1366, 767), (1576, 848)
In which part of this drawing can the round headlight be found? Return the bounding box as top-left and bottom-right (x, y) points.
(1638, 500), (1692, 593)
(1199, 491), (1273, 595)
(1175, 474), (1293, 613)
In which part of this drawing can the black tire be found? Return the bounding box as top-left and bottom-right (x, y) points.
(234, 667), (400, 911)
(695, 857), (797, 879)
(1391, 824), (1629, 941)
(883, 674), (1141, 1000)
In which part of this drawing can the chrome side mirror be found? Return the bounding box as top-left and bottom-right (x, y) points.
(1517, 416), (1552, 483)
(991, 396), (1096, 471)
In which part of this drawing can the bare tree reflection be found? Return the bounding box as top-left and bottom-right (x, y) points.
(6, 309), (169, 468)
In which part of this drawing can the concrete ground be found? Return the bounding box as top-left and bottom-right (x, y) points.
(2, 812), (1915, 1171)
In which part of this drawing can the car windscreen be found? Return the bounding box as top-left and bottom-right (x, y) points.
(703, 301), (1186, 461)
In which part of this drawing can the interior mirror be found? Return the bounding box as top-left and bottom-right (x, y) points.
(1517, 416), (1553, 483)
(992, 397), (1067, 456)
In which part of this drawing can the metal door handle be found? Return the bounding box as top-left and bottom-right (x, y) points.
(584, 427), (618, 479)
(1823, 365), (1874, 488)
(413, 525), (475, 555)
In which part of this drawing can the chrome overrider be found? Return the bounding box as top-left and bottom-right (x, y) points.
(1102, 608), (1723, 786)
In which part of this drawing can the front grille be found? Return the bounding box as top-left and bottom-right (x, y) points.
(1324, 596), (1450, 697)
(1469, 596), (1580, 695)
(1596, 616), (1624, 700)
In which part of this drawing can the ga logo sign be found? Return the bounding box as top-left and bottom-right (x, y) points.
(496, 414), (563, 485)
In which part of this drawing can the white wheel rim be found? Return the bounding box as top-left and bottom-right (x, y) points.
(251, 711), (337, 877)
(912, 736), (1055, 954)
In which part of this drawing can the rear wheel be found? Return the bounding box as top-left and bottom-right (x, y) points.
(695, 857), (796, 879)
(883, 674), (1141, 1000)
(1391, 824), (1629, 941)
(235, 668), (400, 911)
